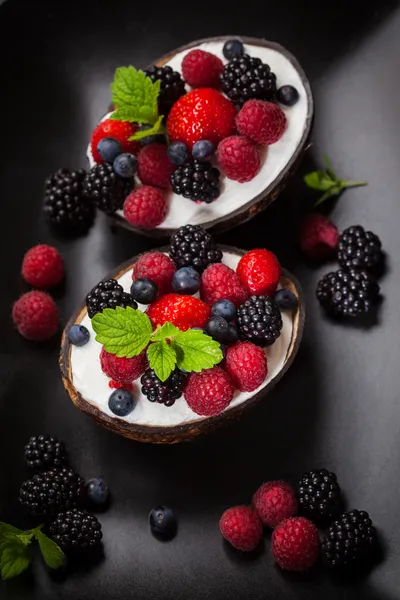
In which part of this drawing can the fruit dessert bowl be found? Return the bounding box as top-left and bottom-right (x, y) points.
(60, 226), (305, 443)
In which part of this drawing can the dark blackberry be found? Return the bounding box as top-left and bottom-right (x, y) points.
(220, 54), (277, 106)
(316, 268), (380, 318)
(237, 295), (282, 347)
(83, 163), (134, 215)
(141, 369), (187, 407)
(19, 468), (83, 518)
(86, 278), (137, 319)
(24, 435), (68, 471)
(298, 469), (342, 520)
(337, 225), (382, 270)
(169, 224), (223, 273)
(170, 160), (220, 203)
(44, 168), (95, 233)
(144, 65), (186, 117)
(322, 510), (377, 569)
(49, 508), (103, 555)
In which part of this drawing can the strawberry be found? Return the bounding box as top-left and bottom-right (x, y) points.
(236, 249), (281, 296)
(146, 294), (211, 331)
(91, 119), (140, 163)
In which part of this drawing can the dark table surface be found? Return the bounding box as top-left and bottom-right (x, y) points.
(1, 0), (400, 598)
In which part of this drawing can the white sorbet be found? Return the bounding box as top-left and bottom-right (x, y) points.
(70, 252), (294, 427)
(87, 40), (310, 230)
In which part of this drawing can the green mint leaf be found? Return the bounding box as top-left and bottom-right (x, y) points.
(0, 537), (31, 580)
(304, 170), (335, 191)
(171, 330), (223, 373)
(147, 340), (177, 382)
(152, 322), (180, 342)
(92, 306), (152, 358)
(15, 533), (35, 546)
(314, 186), (342, 207)
(110, 66), (160, 125)
(0, 522), (24, 538)
(35, 530), (64, 570)
(129, 115), (165, 141)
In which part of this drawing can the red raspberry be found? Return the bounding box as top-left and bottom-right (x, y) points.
(184, 366), (234, 416)
(224, 342), (267, 392)
(132, 252), (176, 296)
(146, 294), (210, 331)
(12, 291), (59, 341)
(272, 517), (320, 571)
(91, 119), (140, 163)
(236, 248), (281, 296)
(100, 348), (147, 384)
(236, 100), (287, 145)
(137, 144), (174, 189)
(217, 136), (261, 183)
(219, 506), (263, 551)
(167, 88), (236, 150)
(123, 186), (167, 229)
(22, 244), (64, 289)
(253, 481), (298, 528)
(299, 213), (339, 261)
(200, 263), (249, 308)
(181, 49), (224, 88)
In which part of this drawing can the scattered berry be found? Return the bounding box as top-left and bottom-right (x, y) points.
(168, 141), (189, 166)
(147, 294), (211, 331)
(22, 244), (64, 289)
(192, 140), (215, 161)
(237, 295), (282, 347)
(223, 39), (244, 60)
(100, 348), (147, 383)
(137, 144), (174, 189)
(300, 214), (339, 261)
(272, 517), (320, 571)
(236, 100), (287, 145)
(24, 435), (68, 471)
(49, 508), (103, 555)
(83, 163), (134, 214)
(274, 289), (298, 310)
(205, 316), (238, 345)
(169, 224), (222, 273)
(141, 369), (187, 407)
(337, 225), (382, 270)
(44, 168), (95, 233)
(123, 186), (168, 229)
(12, 291), (59, 341)
(217, 135), (261, 183)
(132, 252), (176, 296)
(221, 54), (277, 106)
(85, 477), (110, 507)
(113, 153), (137, 178)
(91, 119), (139, 163)
(277, 85), (299, 106)
(108, 388), (136, 417)
(201, 263), (249, 307)
(316, 268), (380, 317)
(321, 510), (377, 569)
(220, 506), (262, 551)
(138, 123), (166, 146)
(182, 49), (224, 88)
(298, 469), (343, 521)
(170, 160), (220, 203)
(130, 278), (158, 304)
(253, 481), (298, 528)
(97, 137), (122, 163)
(184, 366), (234, 416)
(86, 278), (137, 319)
(67, 324), (90, 347)
(224, 341), (267, 392)
(211, 299), (236, 322)
(19, 467), (83, 517)
(144, 65), (186, 117)
(172, 267), (201, 295)
(149, 505), (177, 539)
(237, 248), (281, 296)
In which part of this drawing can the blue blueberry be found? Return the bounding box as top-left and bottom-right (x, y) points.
(211, 299), (236, 322)
(139, 124), (167, 146)
(277, 85), (299, 107)
(85, 477), (110, 507)
(108, 389), (135, 417)
(205, 316), (229, 343)
(172, 267), (200, 295)
(223, 39), (244, 60)
(113, 153), (137, 178)
(168, 141), (189, 166)
(274, 289), (298, 310)
(130, 278), (158, 304)
(97, 137), (122, 163)
(226, 323), (239, 345)
(192, 140), (214, 161)
(68, 324), (90, 346)
(149, 505), (177, 539)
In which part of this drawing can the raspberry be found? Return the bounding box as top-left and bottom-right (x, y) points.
(137, 144), (174, 189)
(201, 263), (249, 308)
(236, 248), (281, 296)
(132, 252), (176, 296)
(91, 119), (139, 163)
(146, 294), (211, 331)
(123, 186), (168, 229)
(12, 291), (59, 341)
(272, 517), (320, 571)
(236, 100), (287, 145)
(299, 214), (339, 261)
(181, 49), (224, 88)
(253, 481), (298, 528)
(184, 366), (234, 416)
(100, 348), (147, 384)
(219, 506), (262, 551)
(224, 342), (267, 392)
(217, 136), (261, 183)
(22, 244), (64, 289)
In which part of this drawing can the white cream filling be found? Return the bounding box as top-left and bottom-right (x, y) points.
(87, 40), (309, 230)
(70, 252), (294, 427)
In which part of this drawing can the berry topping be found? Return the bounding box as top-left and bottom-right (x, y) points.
(49, 509), (103, 555)
(298, 469), (343, 520)
(274, 289), (298, 310)
(220, 506), (262, 551)
(169, 224), (222, 273)
(222, 39), (244, 60)
(337, 225), (382, 270)
(100, 348), (147, 383)
(85, 477), (110, 507)
(224, 341), (267, 392)
(316, 268), (380, 317)
(168, 141), (189, 166)
(19, 468), (83, 518)
(237, 295), (282, 347)
(83, 163), (134, 215)
(272, 517), (320, 571)
(220, 54), (277, 106)
(97, 137), (122, 163)
(192, 140), (215, 161)
(149, 505), (177, 539)
(68, 324), (90, 346)
(130, 278), (158, 305)
(144, 65), (186, 117)
(170, 160), (220, 203)
(217, 135), (261, 183)
(12, 291), (59, 341)
(205, 316), (239, 345)
(86, 278), (137, 319)
(253, 481), (298, 528)
(113, 153), (137, 178)
(132, 252), (176, 296)
(237, 248), (281, 296)
(172, 267), (201, 295)
(91, 119), (139, 164)
(141, 368), (187, 407)
(277, 85), (299, 106)
(108, 388), (136, 417)
(236, 100), (287, 145)
(321, 510), (377, 569)
(146, 294), (211, 331)
(184, 366), (234, 416)
(211, 299), (237, 322)
(22, 244), (64, 289)
(137, 144), (174, 189)
(44, 168), (95, 233)
(24, 435), (68, 471)
(299, 214), (339, 261)
(123, 186), (168, 229)
(201, 263), (249, 308)
(182, 49), (224, 88)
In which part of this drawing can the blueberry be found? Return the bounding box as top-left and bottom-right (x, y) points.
(226, 323), (239, 345)
(277, 85), (299, 107)
(211, 299), (236, 322)
(97, 137), (122, 163)
(205, 316), (229, 343)
(85, 477), (110, 507)
(68, 324), (90, 346)
(274, 289), (298, 310)
(223, 39), (244, 60)
(130, 278), (158, 304)
(192, 140), (214, 161)
(149, 505), (177, 539)
(168, 141), (189, 166)
(113, 153), (137, 178)
(172, 267), (200, 295)
(139, 124), (166, 146)
(108, 389), (135, 417)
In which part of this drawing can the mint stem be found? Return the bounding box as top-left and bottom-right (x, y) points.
(341, 180), (368, 189)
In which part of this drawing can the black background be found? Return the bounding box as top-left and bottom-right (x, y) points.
(1, 0), (400, 598)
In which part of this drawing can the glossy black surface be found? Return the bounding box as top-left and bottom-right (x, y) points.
(1, 1), (400, 598)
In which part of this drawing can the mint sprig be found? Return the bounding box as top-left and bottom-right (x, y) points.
(93, 306), (153, 358)
(304, 154), (367, 207)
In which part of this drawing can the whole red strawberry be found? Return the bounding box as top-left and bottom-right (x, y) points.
(201, 263), (249, 307)
(137, 144), (174, 189)
(91, 119), (140, 163)
(220, 506), (263, 551)
(146, 294), (210, 331)
(236, 100), (287, 145)
(272, 517), (320, 571)
(132, 252), (176, 296)
(253, 481), (298, 528)
(167, 89), (236, 150)
(184, 366), (234, 416)
(22, 244), (64, 289)
(237, 249), (281, 296)
(217, 135), (261, 183)
(123, 186), (167, 229)
(12, 291), (59, 341)
(299, 213), (339, 261)
(100, 348), (147, 383)
(182, 50), (224, 88)
(224, 341), (267, 392)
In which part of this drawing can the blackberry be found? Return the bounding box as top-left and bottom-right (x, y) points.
(144, 65), (186, 117)
(220, 54), (277, 106)
(24, 435), (68, 471)
(169, 224), (222, 273)
(49, 508), (103, 555)
(337, 225), (382, 270)
(44, 168), (95, 233)
(316, 268), (380, 318)
(170, 160), (220, 203)
(86, 278), (137, 319)
(322, 510), (377, 569)
(298, 469), (342, 520)
(83, 163), (134, 215)
(141, 369), (187, 407)
(237, 295), (282, 347)
(19, 468), (83, 518)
